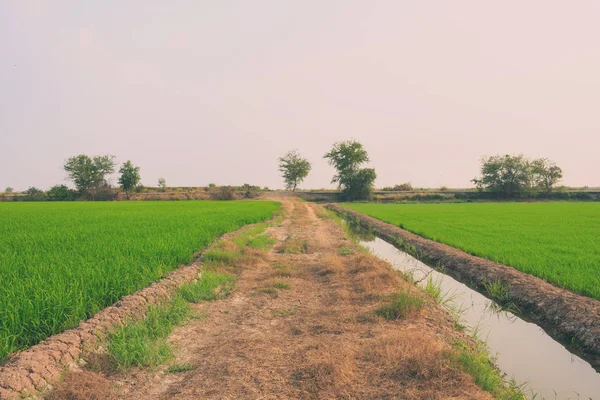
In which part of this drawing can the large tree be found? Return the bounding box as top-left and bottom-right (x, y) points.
(472, 154), (563, 197)
(472, 154), (531, 197)
(324, 140), (376, 201)
(64, 154), (116, 195)
(530, 158), (563, 193)
(278, 150), (311, 191)
(118, 160), (141, 199)
(4, 187), (13, 193)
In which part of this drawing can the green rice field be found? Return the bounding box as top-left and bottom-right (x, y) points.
(0, 200), (279, 361)
(344, 202), (600, 300)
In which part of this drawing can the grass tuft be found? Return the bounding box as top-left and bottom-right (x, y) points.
(483, 280), (511, 304)
(107, 295), (190, 371)
(166, 362), (195, 374)
(179, 271), (235, 303)
(451, 341), (527, 399)
(272, 282), (291, 290)
(375, 291), (425, 320)
(338, 247), (354, 256)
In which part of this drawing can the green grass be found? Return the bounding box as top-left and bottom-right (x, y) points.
(451, 341), (526, 400)
(232, 223), (275, 250)
(272, 282), (290, 290)
(374, 291), (425, 320)
(107, 295), (191, 371)
(179, 271), (235, 302)
(0, 200), (280, 362)
(344, 202), (600, 300)
(166, 362), (195, 373)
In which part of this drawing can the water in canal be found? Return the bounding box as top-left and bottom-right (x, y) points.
(344, 220), (600, 399)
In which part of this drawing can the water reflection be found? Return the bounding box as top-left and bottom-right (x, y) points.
(342, 218), (600, 399)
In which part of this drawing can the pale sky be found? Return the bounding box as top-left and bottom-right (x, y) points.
(1, 1), (599, 191)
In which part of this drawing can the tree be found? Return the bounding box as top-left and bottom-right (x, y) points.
(47, 185), (77, 201)
(4, 187), (13, 193)
(158, 177), (167, 191)
(23, 187), (44, 200)
(118, 161), (141, 200)
(324, 140), (376, 200)
(472, 154), (531, 197)
(530, 158), (563, 193)
(473, 154), (564, 197)
(64, 154), (116, 195)
(346, 168), (377, 201)
(278, 150), (311, 191)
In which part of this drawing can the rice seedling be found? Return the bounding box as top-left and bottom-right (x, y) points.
(0, 200), (280, 362)
(345, 202), (600, 300)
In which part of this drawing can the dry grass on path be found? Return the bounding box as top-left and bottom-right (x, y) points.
(47, 199), (494, 400)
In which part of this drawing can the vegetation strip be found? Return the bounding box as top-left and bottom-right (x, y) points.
(0, 200), (279, 362)
(328, 204), (600, 364)
(343, 202), (600, 299)
(0, 208), (279, 399)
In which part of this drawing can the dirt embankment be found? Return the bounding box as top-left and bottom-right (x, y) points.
(44, 199), (496, 399)
(0, 221), (270, 400)
(329, 204), (600, 364)
(0, 265), (202, 400)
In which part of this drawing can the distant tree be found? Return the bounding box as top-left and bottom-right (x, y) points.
(530, 158), (563, 193)
(346, 168), (377, 201)
(4, 187), (13, 193)
(278, 150), (311, 191)
(208, 183), (216, 188)
(158, 177), (167, 191)
(324, 140), (376, 201)
(47, 185), (77, 201)
(472, 154), (532, 197)
(118, 161), (141, 200)
(64, 154), (116, 196)
(23, 187), (44, 200)
(24, 187), (42, 196)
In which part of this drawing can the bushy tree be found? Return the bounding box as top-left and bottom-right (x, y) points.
(64, 154), (116, 195)
(346, 168), (377, 200)
(530, 158), (563, 193)
(118, 161), (141, 200)
(278, 150), (311, 191)
(5, 187), (13, 193)
(324, 140), (376, 201)
(158, 177), (167, 191)
(472, 155), (530, 197)
(23, 187), (44, 200)
(473, 154), (563, 197)
(47, 185), (77, 201)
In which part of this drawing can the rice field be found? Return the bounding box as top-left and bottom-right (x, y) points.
(344, 202), (600, 300)
(0, 200), (279, 361)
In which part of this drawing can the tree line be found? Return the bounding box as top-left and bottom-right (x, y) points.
(472, 154), (563, 197)
(0, 144), (575, 202)
(278, 140), (376, 201)
(278, 143), (568, 200)
(2, 155), (148, 201)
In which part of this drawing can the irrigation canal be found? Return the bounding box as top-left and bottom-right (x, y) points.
(342, 218), (600, 399)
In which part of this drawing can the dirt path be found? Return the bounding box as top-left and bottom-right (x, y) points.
(48, 199), (492, 399)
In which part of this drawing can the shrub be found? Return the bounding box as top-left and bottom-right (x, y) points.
(210, 186), (236, 200)
(47, 185), (78, 201)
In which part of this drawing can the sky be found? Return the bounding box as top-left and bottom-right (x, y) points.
(1, 1), (599, 191)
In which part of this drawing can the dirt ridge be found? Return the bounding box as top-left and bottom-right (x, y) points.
(329, 204), (600, 364)
(0, 263), (202, 400)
